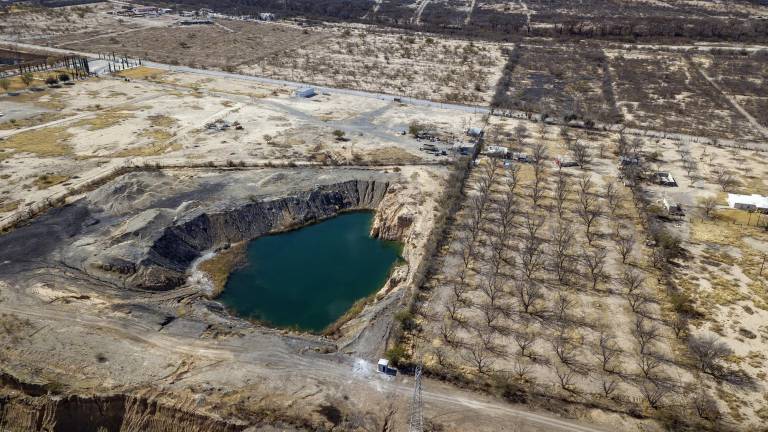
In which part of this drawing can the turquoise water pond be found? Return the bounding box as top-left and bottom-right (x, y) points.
(219, 211), (401, 332)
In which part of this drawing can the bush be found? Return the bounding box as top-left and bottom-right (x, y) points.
(385, 344), (409, 366)
(408, 121), (424, 137)
(58, 73), (70, 82)
(45, 76), (59, 86)
(395, 309), (417, 331)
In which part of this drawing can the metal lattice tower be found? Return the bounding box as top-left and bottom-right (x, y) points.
(408, 364), (424, 432)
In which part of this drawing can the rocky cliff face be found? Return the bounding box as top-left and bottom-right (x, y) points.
(370, 184), (415, 243)
(0, 391), (250, 432)
(120, 179), (390, 291)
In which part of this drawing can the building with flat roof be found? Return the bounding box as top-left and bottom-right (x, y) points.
(728, 194), (768, 212)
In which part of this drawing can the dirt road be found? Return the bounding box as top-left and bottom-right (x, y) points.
(0, 298), (609, 432)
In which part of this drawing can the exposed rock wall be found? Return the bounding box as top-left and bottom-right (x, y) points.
(370, 184), (415, 243)
(0, 392), (249, 432)
(125, 179), (390, 290)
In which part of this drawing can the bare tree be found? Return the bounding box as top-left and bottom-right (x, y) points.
(531, 142), (548, 165)
(604, 181), (619, 216)
(554, 171), (570, 218)
(444, 295), (465, 325)
(688, 334), (733, 376)
(550, 222), (574, 284)
(622, 268), (645, 295)
(577, 175), (602, 243)
(463, 342), (495, 375)
(506, 163), (520, 196)
(691, 388), (721, 422)
(700, 196), (718, 219)
(682, 157), (698, 184)
(439, 320), (459, 347)
(633, 316), (660, 355)
(480, 268), (505, 307)
(601, 373), (619, 398)
(554, 291), (575, 324)
(456, 231), (476, 271)
(515, 278), (543, 314)
(519, 213), (546, 280)
(571, 140), (591, 169)
(626, 290), (648, 313)
(616, 233), (636, 264)
(596, 331), (621, 372)
(555, 363), (577, 392)
(530, 164), (546, 207)
(714, 168), (737, 192)
(639, 379), (669, 409)
(514, 124), (528, 148)
(513, 329), (536, 358)
(552, 331), (577, 367)
(637, 350), (662, 379)
(513, 357), (534, 382)
(582, 247), (607, 290)
(670, 314), (688, 340)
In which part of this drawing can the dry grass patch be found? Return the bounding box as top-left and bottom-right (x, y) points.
(147, 114), (176, 129)
(116, 67), (166, 80)
(0, 112), (68, 131)
(9, 91), (66, 110)
(712, 209), (765, 227)
(199, 243), (246, 298)
(72, 111), (134, 131)
(32, 174), (70, 190)
(362, 147), (421, 164)
(0, 126), (72, 156)
(0, 200), (20, 213)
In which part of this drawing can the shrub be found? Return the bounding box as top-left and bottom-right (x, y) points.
(45, 76), (59, 86)
(58, 73), (70, 82)
(385, 344), (409, 366)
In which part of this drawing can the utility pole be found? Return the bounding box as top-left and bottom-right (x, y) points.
(408, 364), (423, 432)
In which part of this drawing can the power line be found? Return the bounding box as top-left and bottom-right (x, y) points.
(408, 364), (424, 432)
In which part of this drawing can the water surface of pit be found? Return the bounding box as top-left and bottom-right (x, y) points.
(219, 212), (401, 332)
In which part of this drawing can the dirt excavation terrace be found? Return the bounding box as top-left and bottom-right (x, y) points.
(0, 167), (430, 430)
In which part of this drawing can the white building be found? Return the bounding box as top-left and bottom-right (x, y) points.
(728, 194), (768, 212)
(484, 145), (510, 158)
(466, 127), (483, 137)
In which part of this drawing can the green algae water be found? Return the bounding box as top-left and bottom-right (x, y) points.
(219, 212), (401, 332)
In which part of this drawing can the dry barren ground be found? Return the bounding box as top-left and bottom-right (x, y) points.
(0, 66), (483, 225)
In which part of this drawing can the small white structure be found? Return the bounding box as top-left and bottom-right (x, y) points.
(511, 151), (531, 163)
(258, 12), (276, 21)
(295, 87), (316, 98)
(466, 127), (483, 138)
(663, 198), (684, 216)
(619, 155), (640, 166)
(555, 155), (577, 168)
(653, 172), (677, 187)
(728, 194), (768, 212)
(377, 358), (396, 375)
(484, 145), (510, 158)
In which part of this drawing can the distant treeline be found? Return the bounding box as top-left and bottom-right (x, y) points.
(146, 0), (768, 44)
(21, 0), (104, 7)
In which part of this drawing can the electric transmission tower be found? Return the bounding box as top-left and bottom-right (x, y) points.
(408, 364), (424, 432)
